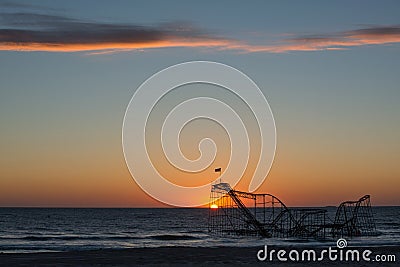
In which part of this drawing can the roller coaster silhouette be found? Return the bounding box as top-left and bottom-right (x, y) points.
(208, 183), (377, 239)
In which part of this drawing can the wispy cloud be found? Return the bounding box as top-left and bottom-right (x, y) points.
(262, 26), (400, 53)
(0, 9), (399, 54)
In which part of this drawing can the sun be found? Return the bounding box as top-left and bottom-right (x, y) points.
(210, 204), (218, 209)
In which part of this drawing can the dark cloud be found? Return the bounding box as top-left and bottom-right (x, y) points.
(347, 25), (400, 36)
(0, 12), (211, 44)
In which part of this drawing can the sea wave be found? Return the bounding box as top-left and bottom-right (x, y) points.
(148, 234), (201, 241)
(1, 234), (202, 242)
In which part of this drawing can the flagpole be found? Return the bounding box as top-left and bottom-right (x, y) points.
(214, 167), (222, 184)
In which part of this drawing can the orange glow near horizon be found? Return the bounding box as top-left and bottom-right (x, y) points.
(0, 97), (399, 208)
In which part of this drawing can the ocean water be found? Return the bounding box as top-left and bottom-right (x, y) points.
(0, 207), (399, 253)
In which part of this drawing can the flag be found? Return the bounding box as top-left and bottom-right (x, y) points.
(215, 168), (221, 173)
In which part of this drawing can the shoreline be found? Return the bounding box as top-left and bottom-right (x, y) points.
(0, 246), (398, 266)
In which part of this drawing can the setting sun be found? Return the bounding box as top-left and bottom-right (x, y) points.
(210, 204), (218, 209)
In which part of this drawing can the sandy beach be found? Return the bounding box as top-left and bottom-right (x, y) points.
(0, 246), (398, 266)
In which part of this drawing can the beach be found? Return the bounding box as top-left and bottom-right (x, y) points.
(0, 246), (398, 266)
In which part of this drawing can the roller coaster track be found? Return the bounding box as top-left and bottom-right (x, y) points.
(227, 190), (271, 237)
(209, 183), (377, 239)
(332, 194), (376, 237)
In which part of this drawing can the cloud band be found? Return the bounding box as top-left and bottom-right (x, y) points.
(1, 11), (399, 54)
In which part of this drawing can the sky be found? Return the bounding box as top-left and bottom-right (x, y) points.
(0, 0), (399, 207)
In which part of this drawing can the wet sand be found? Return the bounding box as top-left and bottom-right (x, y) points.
(0, 246), (398, 266)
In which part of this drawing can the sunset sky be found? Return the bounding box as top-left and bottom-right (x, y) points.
(0, 0), (399, 207)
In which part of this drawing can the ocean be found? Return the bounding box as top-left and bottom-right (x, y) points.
(0, 207), (399, 253)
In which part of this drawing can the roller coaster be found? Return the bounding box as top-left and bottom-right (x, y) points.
(208, 183), (377, 239)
